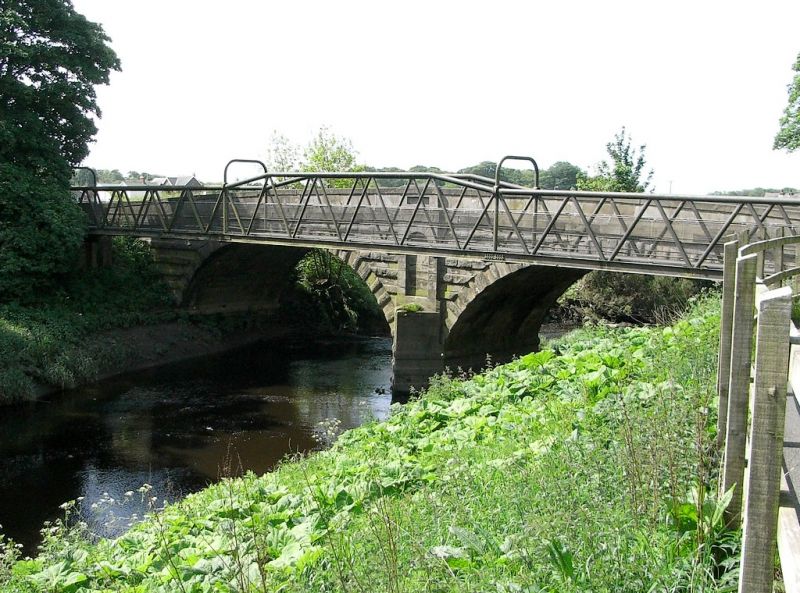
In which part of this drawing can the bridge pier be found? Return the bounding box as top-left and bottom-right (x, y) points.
(392, 310), (444, 394)
(81, 235), (112, 269)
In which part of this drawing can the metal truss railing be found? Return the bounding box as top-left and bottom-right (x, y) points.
(72, 158), (800, 280)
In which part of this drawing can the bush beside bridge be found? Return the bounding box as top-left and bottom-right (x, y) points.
(0, 238), (174, 403)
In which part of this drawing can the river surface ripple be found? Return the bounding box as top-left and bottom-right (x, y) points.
(0, 336), (394, 552)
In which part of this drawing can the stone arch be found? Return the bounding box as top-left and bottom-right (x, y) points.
(181, 243), (309, 314)
(442, 263), (587, 370)
(333, 249), (397, 328)
(174, 242), (396, 330)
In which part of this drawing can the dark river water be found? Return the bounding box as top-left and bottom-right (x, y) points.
(0, 336), (394, 552)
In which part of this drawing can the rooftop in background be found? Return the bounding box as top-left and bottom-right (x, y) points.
(147, 176), (204, 187)
(765, 192), (800, 200)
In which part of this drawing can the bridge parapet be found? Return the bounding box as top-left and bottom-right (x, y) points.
(74, 170), (800, 280)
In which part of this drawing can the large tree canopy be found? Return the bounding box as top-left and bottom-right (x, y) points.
(775, 52), (800, 153)
(1, 0), (120, 174)
(0, 0), (119, 300)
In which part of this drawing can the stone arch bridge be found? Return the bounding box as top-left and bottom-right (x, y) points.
(73, 162), (800, 392)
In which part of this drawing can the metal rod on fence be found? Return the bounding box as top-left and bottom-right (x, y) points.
(738, 286), (792, 593)
(722, 253), (758, 526)
(717, 240), (739, 449)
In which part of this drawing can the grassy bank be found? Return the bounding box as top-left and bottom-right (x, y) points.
(0, 241), (389, 404)
(0, 238), (175, 402)
(0, 294), (735, 592)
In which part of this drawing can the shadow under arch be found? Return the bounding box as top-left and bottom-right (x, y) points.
(443, 264), (587, 371)
(181, 243), (395, 333)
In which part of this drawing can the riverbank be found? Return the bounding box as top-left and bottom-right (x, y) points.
(40, 320), (297, 394)
(0, 238), (391, 405)
(0, 304), (303, 404)
(0, 335), (393, 553)
(1, 294), (737, 592)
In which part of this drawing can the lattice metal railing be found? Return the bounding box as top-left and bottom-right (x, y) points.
(72, 158), (800, 279)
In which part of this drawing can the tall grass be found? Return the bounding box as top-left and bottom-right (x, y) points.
(1, 294), (734, 592)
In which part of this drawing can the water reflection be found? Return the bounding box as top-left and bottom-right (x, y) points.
(0, 336), (392, 551)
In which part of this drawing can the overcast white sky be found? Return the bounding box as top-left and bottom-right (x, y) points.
(73, 0), (800, 194)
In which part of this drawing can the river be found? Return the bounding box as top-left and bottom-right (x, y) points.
(0, 336), (394, 552)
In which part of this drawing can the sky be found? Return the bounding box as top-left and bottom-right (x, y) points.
(72, 0), (800, 194)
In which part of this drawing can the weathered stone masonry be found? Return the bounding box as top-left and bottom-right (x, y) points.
(147, 239), (584, 394)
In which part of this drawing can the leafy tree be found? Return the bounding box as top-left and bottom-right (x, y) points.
(302, 127), (363, 175)
(458, 161), (535, 185)
(125, 170), (160, 183)
(265, 130), (300, 173)
(577, 127), (653, 192)
(409, 165), (444, 175)
(540, 161), (581, 190)
(97, 169), (124, 183)
(362, 166), (406, 188)
(0, 0), (120, 300)
(775, 52), (800, 152)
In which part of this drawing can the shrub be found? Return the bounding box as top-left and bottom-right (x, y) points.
(0, 238), (173, 402)
(0, 165), (86, 301)
(558, 270), (712, 323)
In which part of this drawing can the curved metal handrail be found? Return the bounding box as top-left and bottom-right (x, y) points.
(223, 159), (268, 187)
(495, 155), (540, 190)
(72, 166), (98, 187)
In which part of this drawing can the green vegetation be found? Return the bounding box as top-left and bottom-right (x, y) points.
(0, 238), (173, 402)
(71, 169), (164, 185)
(775, 51), (800, 153)
(457, 160), (583, 189)
(398, 302), (424, 313)
(0, 295), (735, 592)
(559, 272), (711, 324)
(292, 250), (388, 334)
(577, 127), (653, 194)
(301, 127), (364, 179)
(0, 0), (119, 301)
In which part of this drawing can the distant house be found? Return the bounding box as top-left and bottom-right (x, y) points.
(765, 191), (800, 200)
(147, 175), (204, 188)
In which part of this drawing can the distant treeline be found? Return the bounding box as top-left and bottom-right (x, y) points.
(73, 162), (583, 190)
(712, 187), (798, 197)
(75, 166), (797, 198)
(364, 160), (582, 190)
(72, 169), (164, 185)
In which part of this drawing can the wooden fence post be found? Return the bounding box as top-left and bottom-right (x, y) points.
(755, 228), (766, 279)
(717, 240), (739, 448)
(775, 227), (786, 281)
(722, 253), (758, 525)
(738, 286), (792, 593)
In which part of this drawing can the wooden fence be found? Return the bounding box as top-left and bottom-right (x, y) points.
(718, 233), (800, 592)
